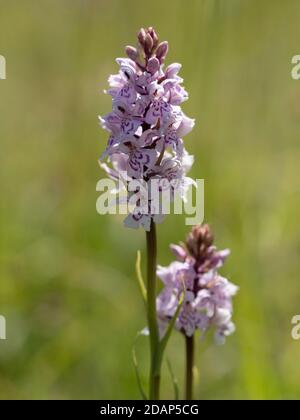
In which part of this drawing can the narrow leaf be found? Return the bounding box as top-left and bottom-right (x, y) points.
(132, 340), (148, 400)
(160, 285), (186, 354)
(167, 358), (179, 400)
(135, 250), (147, 304)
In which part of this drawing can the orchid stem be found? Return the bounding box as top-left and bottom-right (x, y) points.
(185, 335), (195, 400)
(146, 220), (161, 400)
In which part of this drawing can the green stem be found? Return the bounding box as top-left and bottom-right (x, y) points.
(146, 220), (161, 400)
(185, 335), (195, 400)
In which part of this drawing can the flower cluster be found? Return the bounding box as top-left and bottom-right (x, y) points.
(156, 225), (238, 344)
(99, 27), (195, 231)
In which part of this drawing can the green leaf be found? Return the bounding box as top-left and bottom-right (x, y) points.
(135, 251), (147, 304)
(132, 336), (148, 400)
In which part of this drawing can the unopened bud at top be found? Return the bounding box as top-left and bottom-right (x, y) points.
(156, 41), (169, 62)
(137, 27), (162, 62)
(144, 33), (154, 56)
(137, 28), (147, 46)
(185, 224), (214, 260)
(148, 27), (159, 50)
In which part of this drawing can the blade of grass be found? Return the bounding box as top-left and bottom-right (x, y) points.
(132, 335), (148, 400)
(135, 250), (147, 304)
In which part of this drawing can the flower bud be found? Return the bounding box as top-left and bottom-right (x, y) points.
(156, 41), (169, 62)
(147, 57), (160, 74)
(186, 224), (214, 259)
(152, 31), (159, 50)
(144, 33), (154, 56)
(147, 27), (159, 50)
(170, 244), (187, 262)
(125, 46), (138, 61)
(138, 28), (146, 46)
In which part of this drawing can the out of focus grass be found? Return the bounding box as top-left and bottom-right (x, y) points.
(0, 0), (300, 399)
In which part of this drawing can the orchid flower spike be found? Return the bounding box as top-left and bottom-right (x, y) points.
(99, 27), (195, 231)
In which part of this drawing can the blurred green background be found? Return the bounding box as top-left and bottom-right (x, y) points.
(1, 0), (300, 400)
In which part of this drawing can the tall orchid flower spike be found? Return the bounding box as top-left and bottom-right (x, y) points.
(99, 27), (195, 400)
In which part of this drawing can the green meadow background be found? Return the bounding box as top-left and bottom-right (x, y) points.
(0, 0), (300, 399)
